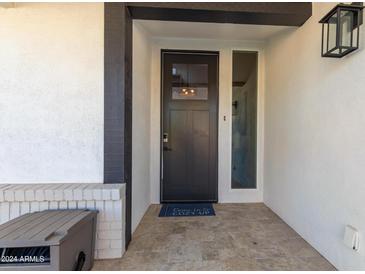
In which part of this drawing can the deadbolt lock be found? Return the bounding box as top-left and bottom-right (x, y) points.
(163, 133), (168, 143)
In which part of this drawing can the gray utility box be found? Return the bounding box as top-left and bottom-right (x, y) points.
(0, 209), (97, 271)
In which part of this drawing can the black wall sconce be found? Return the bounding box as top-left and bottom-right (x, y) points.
(319, 2), (364, 58)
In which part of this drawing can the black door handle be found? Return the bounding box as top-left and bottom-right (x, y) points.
(163, 146), (172, 151)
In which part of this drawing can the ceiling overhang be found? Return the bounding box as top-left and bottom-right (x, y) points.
(127, 2), (312, 27)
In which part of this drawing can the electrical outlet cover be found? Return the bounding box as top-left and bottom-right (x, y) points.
(344, 225), (359, 251)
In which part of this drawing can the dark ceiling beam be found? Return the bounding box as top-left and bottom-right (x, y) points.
(127, 2), (312, 26)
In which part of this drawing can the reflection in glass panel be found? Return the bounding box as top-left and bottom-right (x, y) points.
(231, 51), (257, 189)
(172, 64), (208, 100)
(341, 10), (353, 48)
(328, 13), (338, 51)
(340, 9), (358, 54)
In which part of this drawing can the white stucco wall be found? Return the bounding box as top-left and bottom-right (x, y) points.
(0, 3), (104, 183)
(264, 3), (365, 270)
(132, 22), (152, 232)
(150, 38), (266, 203)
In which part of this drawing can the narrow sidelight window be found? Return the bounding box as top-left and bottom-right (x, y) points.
(231, 51), (258, 189)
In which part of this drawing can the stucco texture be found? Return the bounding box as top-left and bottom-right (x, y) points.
(264, 2), (365, 270)
(0, 3), (104, 183)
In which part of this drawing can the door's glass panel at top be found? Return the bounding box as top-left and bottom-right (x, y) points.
(172, 63), (208, 100)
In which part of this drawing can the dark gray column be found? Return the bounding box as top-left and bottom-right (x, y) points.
(104, 2), (132, 248)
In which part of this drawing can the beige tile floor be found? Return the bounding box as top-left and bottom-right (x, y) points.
(93, 203), (335, 271)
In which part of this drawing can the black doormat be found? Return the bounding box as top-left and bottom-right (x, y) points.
(159, 203), (215, 217)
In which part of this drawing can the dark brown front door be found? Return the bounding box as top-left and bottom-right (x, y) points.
(161, 51), (219, 202)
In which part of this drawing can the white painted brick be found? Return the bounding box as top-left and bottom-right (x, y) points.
(0, 185), (10, 202)
(4, 189), (15, 202)
(64, 188), (74, 201)
(110, 221), (122, 230)
(0, 190), (4, 202)
(49, 201), (58, 210)
(35, 188), (45, 201)
(95, 201), (104, 220)
(113, 201), (122, 221)
(9, 185), (25, 202)
(0, 202), (10, 224)
(44, 189), (54, 201)
(20, 202), (30, 215)
(0, 185), (19, 202)
(110, 239), (123, 249)
(30, 202), (40, 213)
(97, 249), (122, 259)
(68, 201), (77, 209)
(83, 188), (93, 200)
(74, 188), (84, 201)
(104, 200), (114, 221)
(93, 189), (102, 201)
(39, 201), (49, 211)
(119, 184), (126, 198)
(102, 189), (111, 200)
(48, 189), (56, 200)
(0, 184), (9, 190)
(95, 239), (110, 249)
(7, 184), (24, 202)
(14, 189), (25, 201)
(98, 230), (122, 240)
(25, 189), (35, 201)
(86, 200), (95, 210)
(9, 202), (20, 219)
(59, 201), (68, 209)
(53, 185), (65, 201)
(120, 199), (126, 225)
(77, 201), (86, 209)
(97, 221), (110, 231)
(111, 189), (120, 200)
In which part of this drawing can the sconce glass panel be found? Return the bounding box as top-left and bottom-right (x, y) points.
(340, 10), (354, 48)
(319, 4), (363, 58)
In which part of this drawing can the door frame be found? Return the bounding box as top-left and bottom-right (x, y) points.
(160, 49), (220, 203)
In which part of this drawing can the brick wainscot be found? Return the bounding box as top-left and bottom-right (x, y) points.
(0, 183), (126, 259)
